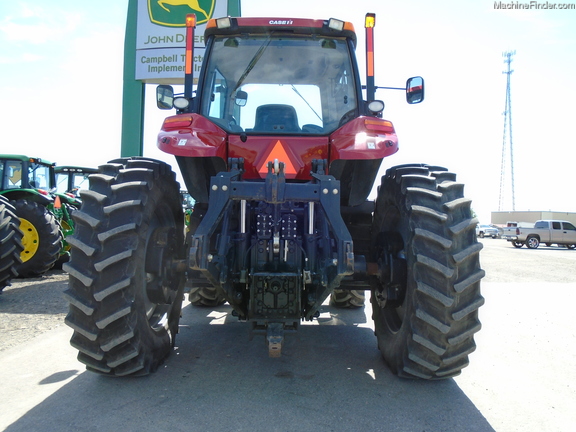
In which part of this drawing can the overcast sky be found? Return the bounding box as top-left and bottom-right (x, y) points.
(1, 0), (575, 223)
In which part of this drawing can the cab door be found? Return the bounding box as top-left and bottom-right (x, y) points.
(550, 221), (563, 243)
(561, 222), (576, 244)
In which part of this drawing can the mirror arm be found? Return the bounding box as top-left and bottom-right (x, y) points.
(362, 85), (406, 91)
(375, 86), (405, 91)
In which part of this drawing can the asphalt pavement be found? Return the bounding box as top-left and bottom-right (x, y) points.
(1, 238), (575, 432)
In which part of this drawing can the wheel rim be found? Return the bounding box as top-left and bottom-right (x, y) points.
(143, 204), (181, 333)
(528, 237), (539, 248)
(374, 210), (408, 334)
(19, 217), (39, 263)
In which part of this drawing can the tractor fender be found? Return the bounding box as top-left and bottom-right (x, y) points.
(0, 189), (53, 206)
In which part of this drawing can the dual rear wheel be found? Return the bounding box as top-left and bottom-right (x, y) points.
(64, 158), (185, 376)
(370, 164), (485, 379)
(0, 196), (23, 291)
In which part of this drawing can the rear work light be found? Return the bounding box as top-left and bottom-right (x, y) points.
(216, 17), (232, 28)
(173, 97), (190, 110)
(328, 18), (345, 31)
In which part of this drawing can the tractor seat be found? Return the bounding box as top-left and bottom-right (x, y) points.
(252, 104), (300, 133)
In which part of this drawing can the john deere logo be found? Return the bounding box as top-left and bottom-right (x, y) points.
(148, 0), (215, 27)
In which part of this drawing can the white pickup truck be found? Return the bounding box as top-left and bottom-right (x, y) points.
(503, 220), (576, 249)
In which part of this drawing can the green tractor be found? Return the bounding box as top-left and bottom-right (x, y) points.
(55, 166), (98, 197)
(180, 190), (195, 231)
(0, 155), (80, 277)
(54, 166), (98, 266)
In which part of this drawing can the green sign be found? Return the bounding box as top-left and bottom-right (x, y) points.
(121, 0), (240, 158)
(148, 0), (216, 27)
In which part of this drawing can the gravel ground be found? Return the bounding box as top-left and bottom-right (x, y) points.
(0, 270), (69, 352)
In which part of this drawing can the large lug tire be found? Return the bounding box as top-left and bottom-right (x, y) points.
(0, 196), (23, 292)
(63, 158), (185, 376)
(13, 199), (62, 277)
(526, 236), (540, 249)
(371, 164), (485, 379)
(330, 289), (366, 308)
(189, 283), (226, 307)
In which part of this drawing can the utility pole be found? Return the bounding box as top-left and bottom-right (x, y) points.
(499, 50), (516, 211)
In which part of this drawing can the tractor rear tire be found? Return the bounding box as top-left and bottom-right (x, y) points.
(13, 199), (62, 277)
(329, 289), (365, 308)
(0, 196), (23, 292)
(371, 164), (485, 379)
(63, 158), (185, 376)
(189, 284), (226, 307)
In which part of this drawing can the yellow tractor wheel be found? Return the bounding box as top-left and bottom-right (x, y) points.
(19, 217), (40, 263)
(13, 199), (62, 277)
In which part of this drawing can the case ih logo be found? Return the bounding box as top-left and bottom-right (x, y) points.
(148, 0), (215, 27)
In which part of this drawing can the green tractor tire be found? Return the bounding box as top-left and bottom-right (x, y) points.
(0, 196), (23, 291)
(13, 199), (63, 277)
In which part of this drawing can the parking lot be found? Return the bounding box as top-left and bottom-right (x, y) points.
(1, 238), (575, 432)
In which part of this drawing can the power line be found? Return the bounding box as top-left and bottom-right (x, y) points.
(499, 50), (516, 211)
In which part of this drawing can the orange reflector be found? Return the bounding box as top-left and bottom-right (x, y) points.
(54, 195), (61, 209)
(367, 51), (374, 76)
(162, 115), (193, 129)
(364, 119), (395, 133)
(258, 140), (297, 176)
(185, 48), (193, 74)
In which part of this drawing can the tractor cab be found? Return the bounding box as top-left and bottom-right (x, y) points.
(0, 155), (54, 193)
(195, 23), (360, 136)
(157, 17), (424, 203)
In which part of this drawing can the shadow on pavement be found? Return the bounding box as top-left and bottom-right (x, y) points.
(0, 270), (68, 316)
(5, 302), (495, 432)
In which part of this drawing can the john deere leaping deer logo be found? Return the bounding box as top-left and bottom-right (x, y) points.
(148, 0), (215, 27)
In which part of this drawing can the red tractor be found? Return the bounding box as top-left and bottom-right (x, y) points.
(64, 14), (484, 378)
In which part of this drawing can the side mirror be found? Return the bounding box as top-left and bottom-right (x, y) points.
(235, 90), (248, 107)
(157, 85), (174, 110)
(406, 76), (424, 104)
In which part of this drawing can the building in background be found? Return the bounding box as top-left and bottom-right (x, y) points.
(492, 211), (576, 226)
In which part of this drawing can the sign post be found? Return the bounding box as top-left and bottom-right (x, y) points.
(120, 0), (241, 157)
